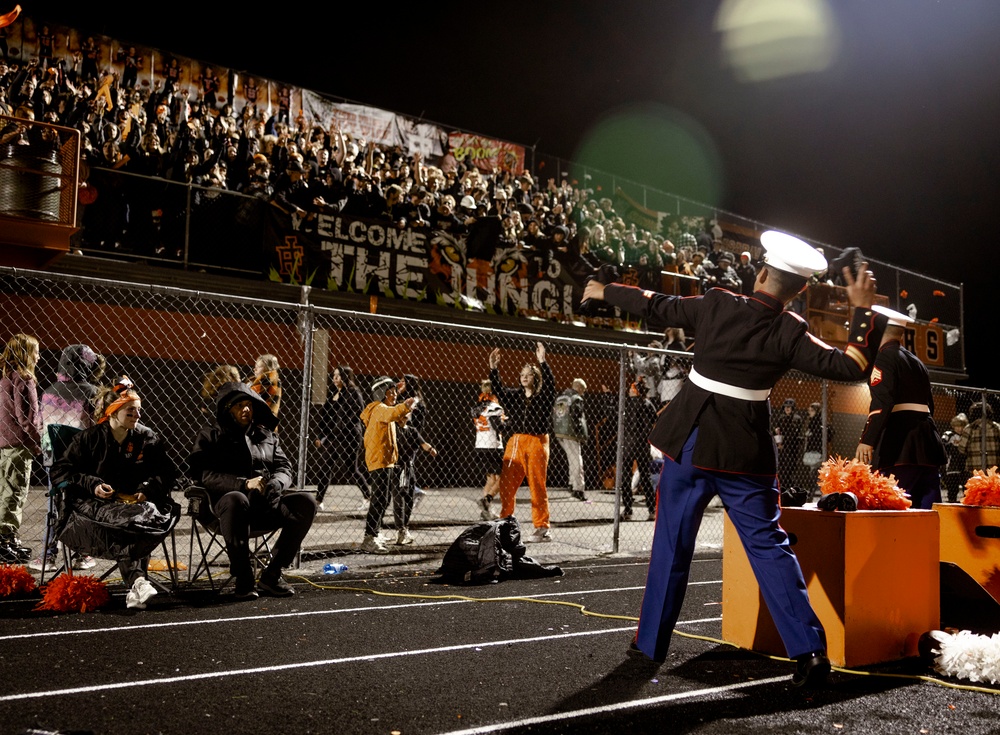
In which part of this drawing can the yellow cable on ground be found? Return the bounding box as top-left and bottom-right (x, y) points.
(285, 574), (1000, 696)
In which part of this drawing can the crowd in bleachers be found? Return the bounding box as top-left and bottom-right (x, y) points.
(1, 43), (756, 291)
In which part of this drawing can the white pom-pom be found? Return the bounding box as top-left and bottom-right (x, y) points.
(930, 629), (1000, 684)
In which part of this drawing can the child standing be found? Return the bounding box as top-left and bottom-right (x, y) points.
(0, 333), (43, 563)
(472, 379), (505, 520)
(394, 412), (437, 545)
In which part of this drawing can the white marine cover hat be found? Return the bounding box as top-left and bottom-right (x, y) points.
(759, 230), (827, 278)
(871, 304), (914, 327)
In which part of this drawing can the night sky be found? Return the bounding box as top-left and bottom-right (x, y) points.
(31, 1), (1000, 388)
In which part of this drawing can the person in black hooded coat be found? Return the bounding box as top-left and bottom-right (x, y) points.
(188, 382), (317, 598)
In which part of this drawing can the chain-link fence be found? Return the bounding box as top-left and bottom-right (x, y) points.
(3, 267), (992, 574)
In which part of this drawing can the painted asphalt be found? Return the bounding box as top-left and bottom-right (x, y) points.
(2, 555), (998, 735)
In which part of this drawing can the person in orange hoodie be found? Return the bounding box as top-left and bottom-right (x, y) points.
(359, 377), (415, 554)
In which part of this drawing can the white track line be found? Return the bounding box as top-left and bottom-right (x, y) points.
(0, 582), (719, 642)
(0, 626), (637, 703)
(437, 675), (789, 735)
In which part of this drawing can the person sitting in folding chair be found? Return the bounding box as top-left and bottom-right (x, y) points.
(188, 382), (317, 599)
(51, 377), (181, 610)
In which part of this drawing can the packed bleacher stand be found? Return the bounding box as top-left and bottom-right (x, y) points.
(1, 36), (744, 300)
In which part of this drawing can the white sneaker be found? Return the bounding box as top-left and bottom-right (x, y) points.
(318, 502), (326, 512)
(396, 529), (414, 546)
(126, 577), (158, 609)
(27, 555), (57, 571)
(479, 497), (499, 521)
(529, 527), (553, 543)
(72, 554), (96, 570)
(412, 488), (426, 512)
(360, 535), (390, 555)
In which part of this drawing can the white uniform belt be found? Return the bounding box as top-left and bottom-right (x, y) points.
(688, 367), (771, 401)
(892, 403), (930, 413)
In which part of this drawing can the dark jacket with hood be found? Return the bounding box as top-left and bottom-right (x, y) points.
(40, 344), (102, 465)
(51, 417), (179, 560)
(188, 382), (293, 504)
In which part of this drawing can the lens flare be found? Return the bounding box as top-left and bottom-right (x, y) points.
(716, 0), (840, 82)
(572, 104), (724, 206)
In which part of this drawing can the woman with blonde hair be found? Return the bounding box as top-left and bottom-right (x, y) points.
(0, 333), (43, 563)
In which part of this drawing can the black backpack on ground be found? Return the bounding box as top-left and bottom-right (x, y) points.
(437, 516), (563, 584)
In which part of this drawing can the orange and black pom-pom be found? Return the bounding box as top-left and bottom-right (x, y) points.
(36, 573), (110, 613)
(0, 564), (37, 597)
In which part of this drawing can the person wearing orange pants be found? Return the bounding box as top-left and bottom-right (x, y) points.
(489, 342), (556, 543)
(498, 433), (550, 530)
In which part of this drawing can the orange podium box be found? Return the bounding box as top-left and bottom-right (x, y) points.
(935, 502), (1000, 604)
(721, 507), (939, 667)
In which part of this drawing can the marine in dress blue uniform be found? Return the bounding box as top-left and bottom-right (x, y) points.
(855, 306), (946, 509)
(583, 231), (886, 684)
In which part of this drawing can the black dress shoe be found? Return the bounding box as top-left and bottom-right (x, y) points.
(233, 576), (259, 599)
(258, 572), (294, 597)
(626, 636), (644, 658)
(792, 651), (831, 688)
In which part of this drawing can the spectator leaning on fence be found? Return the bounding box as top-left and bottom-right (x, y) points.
(941, 412), (968, 503)
(620, 380), (658, 522)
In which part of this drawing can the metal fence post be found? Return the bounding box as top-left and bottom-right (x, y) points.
(297, 287), (315, 490)
(612, 346), (629, 552)
(183, 184), (192, 270)
(980, 388), (989, 473)
(821, 379), (829, 460)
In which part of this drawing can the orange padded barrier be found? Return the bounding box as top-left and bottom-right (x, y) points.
(935, 502), (1000, 604)
(721, 507), (939, 667)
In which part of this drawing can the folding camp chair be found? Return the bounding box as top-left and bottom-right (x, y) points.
(183, 485), (278, 591)
(37, 424), (82, 585)
(38, 423), (181, 591)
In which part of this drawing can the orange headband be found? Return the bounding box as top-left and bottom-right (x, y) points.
(99, 376), (138, 424)
(98, 394), (138, 424)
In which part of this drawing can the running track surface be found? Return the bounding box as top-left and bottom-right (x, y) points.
(1, 556), (996, 735)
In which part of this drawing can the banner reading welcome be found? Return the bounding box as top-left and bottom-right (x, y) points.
(266, 207), (626, 326)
